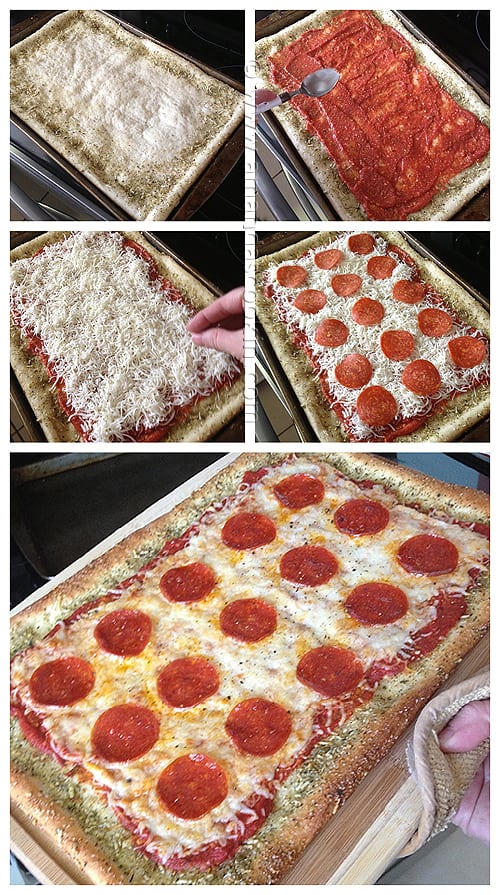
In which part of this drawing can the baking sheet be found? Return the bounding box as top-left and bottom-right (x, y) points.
(10, 12), (244, 221)
(10, 452), (489, 884)
(255, 10), (490, 222)
(10, 231), (245, 444)
(256, 231), (490, 443)
(10, 453), (226, 584)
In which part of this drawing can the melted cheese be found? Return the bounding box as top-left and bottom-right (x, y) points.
(10, 232), (238, 441)
(264, 234), (489, 439)
(10, 458), (489, 863)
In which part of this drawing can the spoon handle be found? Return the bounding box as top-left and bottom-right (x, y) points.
(255, 96), (283, 115)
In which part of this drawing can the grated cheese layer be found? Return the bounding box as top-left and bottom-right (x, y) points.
(10, 232), (239, 442)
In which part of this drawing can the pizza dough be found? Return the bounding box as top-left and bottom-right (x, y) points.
(10, 452), (489, 884)
(10, 10), (244, 220)
(10, 231), (244, 443)
(255, 10), (490, 220)
(256, 231), (490, 442)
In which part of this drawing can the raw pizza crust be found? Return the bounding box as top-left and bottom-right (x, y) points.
(255, 10), (490, 221)
(10, 231), (244, 443)
(256, 231), (490, 443)
(10, 452), (489, 885)
(10, 10), (244, 220)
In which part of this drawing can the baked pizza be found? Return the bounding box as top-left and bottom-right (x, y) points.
(10, 452), (489, 884)
(256, 231), (489, 442)
(255, 10), (490, 221)
(10, 231), (243, 443)
(10, 10), (244, 220)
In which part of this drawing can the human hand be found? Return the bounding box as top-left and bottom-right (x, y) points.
(255, 88), (279, 119)
(188, 287), (245, 363)
(439, 699), (490, 843)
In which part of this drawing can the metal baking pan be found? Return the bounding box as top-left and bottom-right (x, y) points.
(10, 230), (245, 443)
(255, 10), (490, 222)
(10, 452), (225, 585)
(256, 231), (490, 443)
(10, 11), (244, 222)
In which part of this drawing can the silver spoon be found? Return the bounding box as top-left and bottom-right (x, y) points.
(256, 68), (341, 116)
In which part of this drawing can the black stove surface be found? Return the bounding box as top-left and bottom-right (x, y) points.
(402, 10), (489, 92)
(412, 232), (489, 301)
(150, 231), (244, 294)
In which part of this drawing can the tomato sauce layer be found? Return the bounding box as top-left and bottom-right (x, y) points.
(268, 10), (490, 220)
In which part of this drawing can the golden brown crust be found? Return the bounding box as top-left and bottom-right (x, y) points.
(10, 231), (244, 444)
(255, 10), (490, 221)
(10, 452), (489, 884)
(256, 231), (490, 443)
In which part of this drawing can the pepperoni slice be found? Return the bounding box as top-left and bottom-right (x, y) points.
(314, 318), (349, 347)
(418, 308), (453, 337)
(346, 582), (409, 625)
(294, 289), (327, 313)
(331, 273), (362, 296)
(335, 353), (373, 389)
(367, 255), (397, 280)
(352, 297), (385, 326)
(356, 385), (398, 427)
(397, 534), (459, 575)
(220, 598), (277, 642)
(393, 280), (426, 304)
(160, 562), (216, 603)
(276, 265), (308, 287)
(380, 329), (414, 361)
(225, 698), (292, 756)
(448, 336), (486, 369)
(402, 359), (441, 396)
(297, 646), (363, 697)
(157, 754), (228, 819)
(91, 704), (159, 761)
(314, 248), (343, 269)
(348, 233), (375, 255)
(221, 513), (276, 550)
(334, 498), (390, 535)
(29, 657), (95, 706)
(273, 473), (325, 508)
(94, 609), (152, 656)
(280, 545), (338, 585)
(157, 657), (219, 707)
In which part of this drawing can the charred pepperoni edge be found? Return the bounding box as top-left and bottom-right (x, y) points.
(264, 242), (489, 441)
(10, 460), (490, 872)
(10, 237), (241, 443)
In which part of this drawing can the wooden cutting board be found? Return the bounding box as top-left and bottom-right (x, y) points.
(10, 641), (488, 885)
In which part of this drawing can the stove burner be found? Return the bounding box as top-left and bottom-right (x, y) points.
(403, 10), (489, 92)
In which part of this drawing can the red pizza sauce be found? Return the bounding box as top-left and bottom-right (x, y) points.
(268, 10), (490, 220)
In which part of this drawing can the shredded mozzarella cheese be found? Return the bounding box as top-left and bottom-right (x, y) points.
(10, 232), (239, 441)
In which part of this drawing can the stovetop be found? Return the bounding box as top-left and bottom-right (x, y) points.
(407, 231), (489, 301)
(10, 10), (245, 221)
(402, 10), (489, 92)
